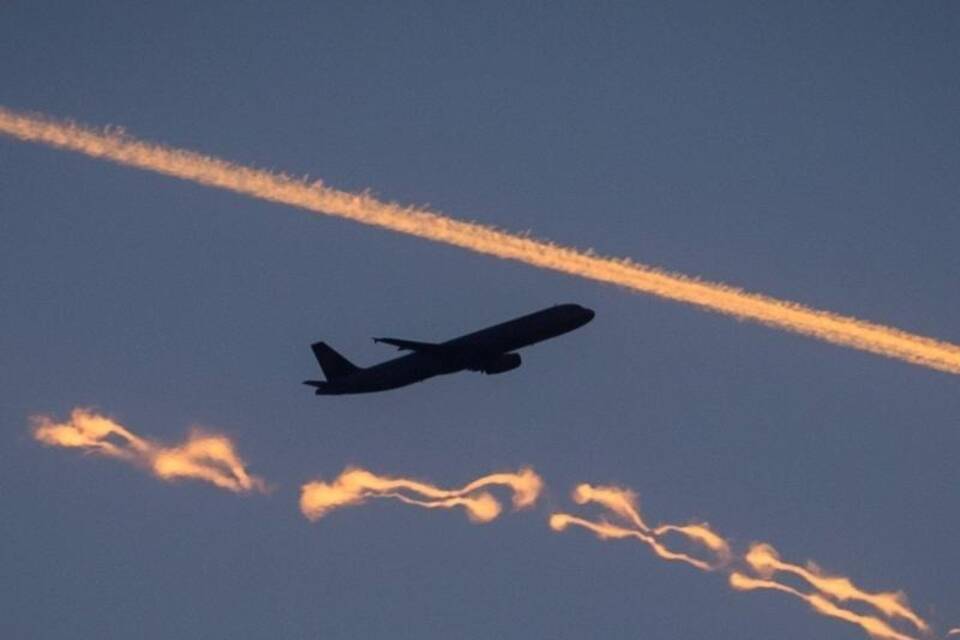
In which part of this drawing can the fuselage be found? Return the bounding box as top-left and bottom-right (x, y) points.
(308, 304), (594, 394)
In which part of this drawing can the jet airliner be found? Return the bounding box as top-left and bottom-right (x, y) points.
(304, 303), (595, 395)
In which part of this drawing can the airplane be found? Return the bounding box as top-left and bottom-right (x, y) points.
(304, 303), (595, 395)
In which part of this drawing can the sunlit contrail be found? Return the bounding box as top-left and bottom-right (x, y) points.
(300, 466), (542, 523)
(551, 482), (929, 640)
(2, 107), (959, 375)
(744, 542), (928, 632)
(551, 483), (730, 571)
(729, 573), (916, 640)
(32, 408), (266, 493)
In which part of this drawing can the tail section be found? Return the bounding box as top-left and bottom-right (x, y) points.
(310, 342), (360, 381)
(303, 379), (334, 395)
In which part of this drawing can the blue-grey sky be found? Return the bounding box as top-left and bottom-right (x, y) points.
(1, 2), (958, 639)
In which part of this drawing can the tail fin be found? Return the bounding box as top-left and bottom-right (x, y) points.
(311, 342), (360, 381)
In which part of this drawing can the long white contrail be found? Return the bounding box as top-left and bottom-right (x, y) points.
(2, 107), (958, 375)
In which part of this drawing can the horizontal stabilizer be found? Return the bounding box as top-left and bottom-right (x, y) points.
(373, 337), (445, 354)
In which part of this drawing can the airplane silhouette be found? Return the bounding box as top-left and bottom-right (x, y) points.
(304, 304), (595, 395)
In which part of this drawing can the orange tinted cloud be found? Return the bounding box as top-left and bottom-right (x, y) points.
(32, 408), (265, 493)
(300, 466), (542, 523)
(744, 542), (927, 632)
(553, 483), (731, 571)
(729, 573), (917, 640)
(2, 106), (959, 376)
(553, 482), (928, 640)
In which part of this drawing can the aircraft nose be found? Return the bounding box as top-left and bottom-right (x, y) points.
(578, 305), (596, 323)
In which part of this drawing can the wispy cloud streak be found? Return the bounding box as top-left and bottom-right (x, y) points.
(743, 542), (928, 632)
(300, 466), (542, 523)
(1, 107), (959, 375)
(551, 482), (929, 640)
(32, 408), (266, 493)
(728, 573), (917, 640)
(550, 483), (730, 571)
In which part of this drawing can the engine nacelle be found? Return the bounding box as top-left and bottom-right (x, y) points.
(480, 352), (522, 374)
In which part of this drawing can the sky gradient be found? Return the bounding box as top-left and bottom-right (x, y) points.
(2, 3), (958, 639)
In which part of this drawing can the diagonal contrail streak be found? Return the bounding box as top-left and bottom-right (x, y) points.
(729, 573), (917, 640)
(2, 106), (959, 374)
(551, 482), (932, 640)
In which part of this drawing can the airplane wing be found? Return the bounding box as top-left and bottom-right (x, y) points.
(373, 337), (447, 354)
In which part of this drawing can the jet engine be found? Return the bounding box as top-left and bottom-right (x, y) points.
(479, 352), (522, 374)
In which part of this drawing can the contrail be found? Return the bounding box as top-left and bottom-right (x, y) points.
(549, 483), (731, 571)
(743, 542), (928, 632)
(32, 408), (266, 493)
(31, 410), (953, 638)
(551, 482), (930, 640)
(729, 573), (916, 640)
(2, 108), (959, 375)
(300, 466), (542, 523)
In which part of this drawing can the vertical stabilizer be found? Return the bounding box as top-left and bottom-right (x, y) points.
(311, 342), (360, 380)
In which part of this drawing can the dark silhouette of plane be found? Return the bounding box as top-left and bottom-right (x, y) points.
(304, 304), (595, 395)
